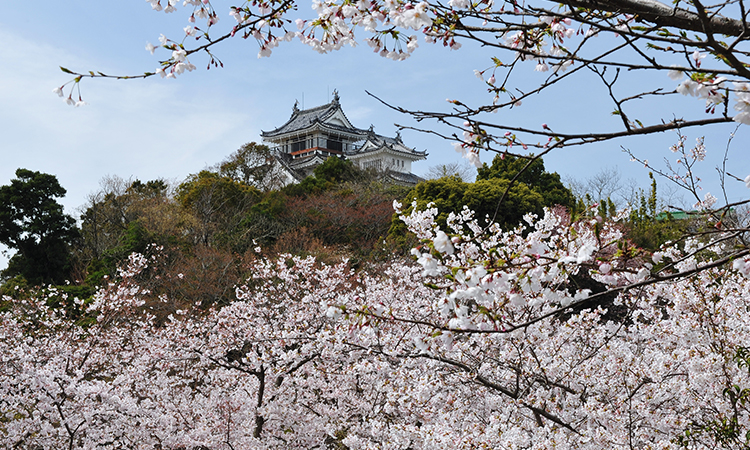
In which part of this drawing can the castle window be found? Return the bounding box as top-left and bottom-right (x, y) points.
(326, 138), (343, 152)
(291, 139), (307, 153)
(363, 160), (382, 170)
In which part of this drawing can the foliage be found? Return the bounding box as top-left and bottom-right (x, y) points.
(280, 184), (396, 253)
(0, 169), (79, 285)
(626, 173), (692, 251)
(3, 204), (750, 448)
(68, 154), (405, 294)
(177, 170), (262, 251)
(476, 154), (575, 210)
(283, 157), (369, 197)
(217, 142), (282, 191)
(399, 175), (468, 227)
(392, 156), (570, 246)
(313, 156), (363, 184)
(78, 176), (184, 279)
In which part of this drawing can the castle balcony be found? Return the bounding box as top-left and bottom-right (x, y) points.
(290, 147), (344, 159)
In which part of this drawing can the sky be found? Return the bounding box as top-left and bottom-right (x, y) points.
(1, 1), (749, 270)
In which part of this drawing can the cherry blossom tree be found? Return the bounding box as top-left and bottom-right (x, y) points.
(32, 0), (750, 447)
(57, 0), (750, 149)
(55, 0), (750, 210)
(3, 194), (750, 448)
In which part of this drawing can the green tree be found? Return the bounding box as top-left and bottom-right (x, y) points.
(396, 175), (546, 231)
(403, 175), (468, 227)
(78, 176), (181, 278)
(177, 170), (262, 250)
(388, 157), (571, 250)
(313, 156), (363, 184)
(463, 179), (545, 228)
(626, 173), (687, 251)
(476, 154), (575, 210)
(283, 157), (368, 197)
(0, 169), (79, 285)
(217, 142), (282, 191)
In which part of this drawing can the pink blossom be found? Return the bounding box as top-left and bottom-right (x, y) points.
(433, 230), (454, 254)
(668, 67), (683, 80)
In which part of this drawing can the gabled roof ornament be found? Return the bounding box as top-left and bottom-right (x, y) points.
(293, 100), (300, 113)
(395, 130), (402, 142)
(332, 89), (340, 105)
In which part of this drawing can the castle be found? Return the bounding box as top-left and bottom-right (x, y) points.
(260, 91), (427, 186)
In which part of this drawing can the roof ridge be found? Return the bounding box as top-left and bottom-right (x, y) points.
(298, 101), (335, 114)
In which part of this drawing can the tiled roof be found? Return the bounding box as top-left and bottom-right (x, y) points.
(261, 100), (369, 138)
(384, 170), (425, 186)
(346, 133), (428, 159)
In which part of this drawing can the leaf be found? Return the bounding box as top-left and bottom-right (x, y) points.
(59, 66), (74, 74)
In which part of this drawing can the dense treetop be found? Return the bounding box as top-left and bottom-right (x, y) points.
(0, 169), (78, 285)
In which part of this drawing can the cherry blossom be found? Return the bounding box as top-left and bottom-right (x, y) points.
(432, 229), (454, 254)
(56, 0), (750, 147)
(4, 198), (750, 448)
(38, 1), (750, 443)
(692, 49), (706, 67)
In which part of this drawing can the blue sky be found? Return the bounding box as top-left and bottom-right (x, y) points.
(1, 1), (748, 269)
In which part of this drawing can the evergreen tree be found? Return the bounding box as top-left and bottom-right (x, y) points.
(0, 169), (78, 285)
(476, 154), (574, 210)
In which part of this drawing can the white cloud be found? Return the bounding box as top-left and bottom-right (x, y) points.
(0, 28), (260, 209)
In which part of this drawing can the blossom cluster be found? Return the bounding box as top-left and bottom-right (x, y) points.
(3, 200), (750, 448)
(668, 56), (750, 123)
(734, 82), (750, 124)
(670, 61), (727, 113)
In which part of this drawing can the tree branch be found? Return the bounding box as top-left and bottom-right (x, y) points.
(561, 0), (750, 37)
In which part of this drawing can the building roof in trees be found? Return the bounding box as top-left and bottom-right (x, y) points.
(260, 91), (427, 185)
(345, 131), (427, 160)
(654, 210), (702, 221)
(261, 91), (368, 141)
(384, 170), (425, 186)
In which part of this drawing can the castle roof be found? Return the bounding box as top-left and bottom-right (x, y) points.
(259, 92), (428, 186)
(261, 92), (369, 140)
(346, 132), (427, 161)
